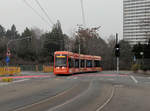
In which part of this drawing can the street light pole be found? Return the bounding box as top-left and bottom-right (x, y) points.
(140, 52), (144, 65)
(79, 35), (81, 69)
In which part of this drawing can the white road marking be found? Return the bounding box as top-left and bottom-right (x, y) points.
(13, 79), (30, 83)
(99, 78), (104, 80)
(73, 77), (78, 79)
(0, 83), (10, 86)
(96, 87), (115, 111)
(66, 77), (78, 80)
(0, 79), (30, 86)
(107, 79), (114, 81)
(130, 75), (138, 84)
(144, 82), (150, 84)
(68, 77), (78, 80)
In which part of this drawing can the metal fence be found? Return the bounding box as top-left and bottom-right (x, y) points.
(19, 65), (53, 72)
(0, 67), (21, 76)
(0, 65), (53, 72)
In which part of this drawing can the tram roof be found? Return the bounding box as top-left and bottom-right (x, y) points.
(54, 51), (101, 60)
(55, 51), (74, 55)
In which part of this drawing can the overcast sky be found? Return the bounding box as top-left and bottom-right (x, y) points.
(0, 0), (123, 40)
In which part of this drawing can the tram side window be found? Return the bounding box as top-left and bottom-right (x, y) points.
(75, 59), (79, 68)
(94, 60), (101, 67)
(81, 60), (85, 68)
(86, 60), (92, 68)
(68, 58), (74, 68)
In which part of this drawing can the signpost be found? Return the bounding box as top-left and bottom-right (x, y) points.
(5, 49), (11, 74)
(133, 56), (136, 62)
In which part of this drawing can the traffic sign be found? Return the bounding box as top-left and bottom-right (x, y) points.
(6, 49), (11, 56)
(5, 56), (10, 63)
(133, 56), (136, 62)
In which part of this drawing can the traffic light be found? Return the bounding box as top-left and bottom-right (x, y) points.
(115, 43), (120, 57)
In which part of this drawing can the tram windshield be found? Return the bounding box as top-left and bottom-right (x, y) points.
(55, 55), (67, 67)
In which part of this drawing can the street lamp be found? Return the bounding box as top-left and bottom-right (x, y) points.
(140, 52), (144, 65)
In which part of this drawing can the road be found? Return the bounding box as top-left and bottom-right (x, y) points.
(0, 71), (150, 111)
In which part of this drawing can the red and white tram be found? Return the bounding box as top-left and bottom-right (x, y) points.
(54, 51), (102, 75)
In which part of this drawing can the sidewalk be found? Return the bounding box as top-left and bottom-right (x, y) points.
(130, 70), (150, 77)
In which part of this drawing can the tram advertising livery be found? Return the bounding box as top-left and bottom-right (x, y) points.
(54, 51), (102, 75)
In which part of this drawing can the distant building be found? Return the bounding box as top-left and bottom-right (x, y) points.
(123, 0), (150, 45)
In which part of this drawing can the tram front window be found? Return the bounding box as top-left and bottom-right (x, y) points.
(55, 55), (67, 67)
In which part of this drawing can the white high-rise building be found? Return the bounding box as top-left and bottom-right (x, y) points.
(123, 0), (150, 45)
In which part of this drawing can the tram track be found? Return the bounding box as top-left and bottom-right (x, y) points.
(95, 86), (115, 111)
(48, 80), (94, 111)
(46, 80), (114, 111)
(11, 79), (116, 111)
(12, 81), (90, 111)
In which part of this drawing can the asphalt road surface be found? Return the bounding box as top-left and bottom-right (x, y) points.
(0, 71), (150, 111)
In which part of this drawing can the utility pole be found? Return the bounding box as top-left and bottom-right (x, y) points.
(115, 33), (120, 73)
(79, 35), (81, 69)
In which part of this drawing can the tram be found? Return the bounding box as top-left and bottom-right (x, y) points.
(54, 51), (102, 75)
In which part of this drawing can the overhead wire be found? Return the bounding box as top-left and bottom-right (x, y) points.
(80, 0), (86, 27)
(34, 0), (54, 25)
(23, 0), (51, 26)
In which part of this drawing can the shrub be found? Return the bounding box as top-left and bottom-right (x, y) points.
(2, 78), (13, 82)
(131, 64), (140, 72)
(141, 65), (149, 72)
